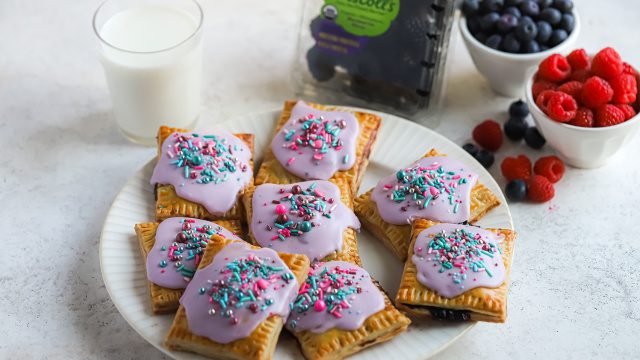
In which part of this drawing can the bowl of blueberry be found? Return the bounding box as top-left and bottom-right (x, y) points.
(460, 0), (580, 97)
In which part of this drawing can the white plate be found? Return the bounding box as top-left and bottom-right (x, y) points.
(100, 108), (513, 360)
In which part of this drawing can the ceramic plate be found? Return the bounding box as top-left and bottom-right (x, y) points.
(100, 107), (513, 359)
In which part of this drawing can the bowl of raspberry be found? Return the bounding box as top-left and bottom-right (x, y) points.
(526, 47), (640, 168)
(460, 0), (580, 97)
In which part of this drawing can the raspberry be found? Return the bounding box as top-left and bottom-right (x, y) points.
(616, 104), (637, 120)
(536, 90), (559, 111)
(595, 104), (626, 127)
(569, 69), (590, 83)
(533, 156), (565, 183)
(538, 54), (571, 83)
(472, 120), (503, 151)
(527, 175), (555, 203)
(500, 155), (532, 181)
(557, 81), (583, 99)
(623, 62), (637, 76)
(567, 48), (590, 70)
(609, 73), (637, 104)
(568, 107), (594, 127)
(591, 47), (623, 80)
(581, 76), (613, 109)
(532, 80), (557, 99)
(546, 92), (577, 122)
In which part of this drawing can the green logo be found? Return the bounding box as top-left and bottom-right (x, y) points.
(322, 0), (400, 37)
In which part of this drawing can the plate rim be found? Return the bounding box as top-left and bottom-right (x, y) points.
(100, 106), (513, 360)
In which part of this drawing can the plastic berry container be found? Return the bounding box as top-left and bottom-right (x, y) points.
(292, 0), (456, 127)
(460, 6), (580, 97)
(525, 65), (640, 168)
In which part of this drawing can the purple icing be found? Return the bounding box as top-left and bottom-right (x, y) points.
(250, 181), (360, 261)
(270, 101), (359, 180)
(371, 156), (479, 225)
(180, 242), (298, 344)
(150, 130), (252, 216)
(286, 261), (385, 333)
(412, 223), (506, 298)
(145, 217), (242, 289)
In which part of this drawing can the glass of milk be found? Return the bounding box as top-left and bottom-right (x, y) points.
(93, 0), (203, 145)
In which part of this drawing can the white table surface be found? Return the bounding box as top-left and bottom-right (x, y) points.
(2, 0), (639, 359)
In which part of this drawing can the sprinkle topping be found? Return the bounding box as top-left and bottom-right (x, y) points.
(199, 253), (295, 325)
(280, 113), (347, 164)
(165, 132), (248, 184)
(412, 223), (506, 298)
(268, 182), (336, 242)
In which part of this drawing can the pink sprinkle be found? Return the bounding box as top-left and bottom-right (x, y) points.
(313, 139), (323, 148)
(452, 175), (461, 180)
(275, 204), (287, 215)
(194, 166), (204, 170)
(313, 153), (324, 160)
(314, 300), (326, 312)
(429, 187), (440, 196)
(287, 157), (295, 166)
(383, 184), (393, 190)
(166, 151), (174, 158)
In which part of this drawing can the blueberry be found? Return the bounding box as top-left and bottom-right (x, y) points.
(306, 47), (335, 81)
(509, 99), (530, 119)
(535, 21), (552, 44)
(537, 0), (553, 8)
(497, 14), (519, 33)
(474, 149), (495, 168)
(515, 17), (538, 42)
(539, 7), (562, 25)
(467, 16), (483, 35)
(524, 127), (546, 149)
(484, 34), (503, 50)
(522, 40), (541, 53)
(462, 0), (481, 17)
(519, 0), (540, 16)
(505, 0), (523, 6)
(548, 29), (568, 47)
(560, 13), (575, 32)
(474, 32), (488, 43)
(462, 143), (479, 157)
(553, 0), (573, 13)
(481, 0), (505, 13)
(502, 6), (522, 17)
(504, 118), (529, 140)
(480, 12), (501, 32)
(501, 33), (521, 53)
(505, 179), (528, 201)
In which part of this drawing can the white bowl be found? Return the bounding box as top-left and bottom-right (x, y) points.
(460, 11), (580, 97)
(525, 75), (640, 168)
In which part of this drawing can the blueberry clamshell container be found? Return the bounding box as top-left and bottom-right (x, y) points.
(293, 0), (456, 127)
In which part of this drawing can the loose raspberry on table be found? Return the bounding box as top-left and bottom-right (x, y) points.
(591, 47), (623, 80)
(472, 120), (503, 151)
(568, 107), (594, 127)
(500, 155), (532, 181)
(532, 80), (557, 99)
(527, 175), (555, 203)
(567, 48), (590, 70)
(609, 73), (637, 104)
(533, 156), (565, 183)
(535, 90), (559, 111)
(538, 54), (572, 83)
(595, 104), (626, 127)
(546, 91), (577, 122)
(581, 76), (613, 109)
(557, 80), (583, 100)
(615, 104), (637, 120)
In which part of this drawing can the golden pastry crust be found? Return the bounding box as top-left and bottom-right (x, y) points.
(134, 220), (244, 314)
(154, 125), (255, 222)
(395, 218), (516, 323)
(242, 177), (362, 266)
(354, 148), (501, 261)
(165, 235), (310, 360)
(255, 100), (381, 195)
(292, 282), (410, 360)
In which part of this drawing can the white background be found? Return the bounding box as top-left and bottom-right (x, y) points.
(1, 0), (638, 358)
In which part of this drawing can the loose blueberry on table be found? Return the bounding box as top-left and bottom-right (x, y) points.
(463, 0), (574, 54)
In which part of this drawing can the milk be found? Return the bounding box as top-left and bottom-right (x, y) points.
(97, 4), (202, 144)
